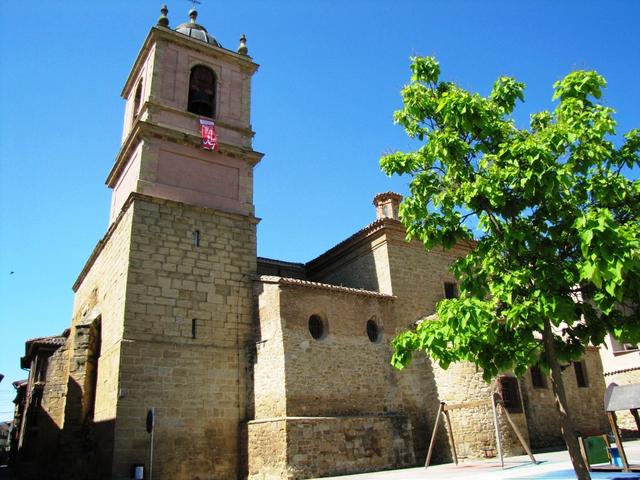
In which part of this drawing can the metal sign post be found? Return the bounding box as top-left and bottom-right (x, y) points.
(146, 408), (155, 480)
(491, 393), (505, 468)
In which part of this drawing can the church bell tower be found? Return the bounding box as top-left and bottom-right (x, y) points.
(70, 6), (262, 479)
(108, 5), (262, 222)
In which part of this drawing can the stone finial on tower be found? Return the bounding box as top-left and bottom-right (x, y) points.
(373, 192), (402, 221)
(237, 34), (249, 56)
(189, 8), (198, 23)
(157, 4), (169, 27)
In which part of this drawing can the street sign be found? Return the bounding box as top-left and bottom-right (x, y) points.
(146, 408), (154, 434)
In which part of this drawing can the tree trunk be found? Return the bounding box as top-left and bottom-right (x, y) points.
(542, 318), (591, 480)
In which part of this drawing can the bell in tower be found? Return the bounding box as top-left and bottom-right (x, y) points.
(187, 65), (216, 117)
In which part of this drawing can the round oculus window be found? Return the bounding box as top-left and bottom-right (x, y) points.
(366, 319), (380, 342)
(308, 314), (324, 340)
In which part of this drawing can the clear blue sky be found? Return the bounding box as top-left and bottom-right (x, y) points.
(1, 1), (638, 420)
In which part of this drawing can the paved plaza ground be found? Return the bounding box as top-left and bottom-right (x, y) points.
(0, 440), (638, 479)
(318, 439), (640, 480)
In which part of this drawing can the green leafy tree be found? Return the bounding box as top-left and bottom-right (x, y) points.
(381, 56), (640, 479)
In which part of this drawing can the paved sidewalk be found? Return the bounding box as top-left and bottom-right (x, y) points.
(318, 439), (640, 480)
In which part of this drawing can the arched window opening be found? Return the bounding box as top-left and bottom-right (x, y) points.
(188, 65), (216, 117)
(132, 80), (143, 120)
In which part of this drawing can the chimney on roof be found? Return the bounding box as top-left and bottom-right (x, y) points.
(373, 192), (402, 221)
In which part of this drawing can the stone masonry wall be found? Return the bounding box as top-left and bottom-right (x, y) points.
(246, 416), (414, 480)
(63, 199), (135, 478)
(278, 285), (400, 417)
(520, 348), (610, 449)
(246, 419), (288, 480)
(432, 362), (530, 459)
(248, 280), (416, 479)
(308, 232), (392, 294)
(110, 195), (257, 480)
(284, 416), (414, 479)
(40, 341), (70, 433)
(385, 232), (471, 327)
(396, 355), (449, 465)
(385, 232), (476, 462)
(25, 344), (70, 479)
(251, 282), (286, 419)
(73, 204), (134, 425)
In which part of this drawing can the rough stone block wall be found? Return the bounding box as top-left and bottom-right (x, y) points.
(40, 342), (69, 431)
(247, 416), (414, 480)
(285, 416), (414, 479)
(603, 369), (640, 434)
(384, 234), (478, 461)
(56, 200), (135, 478)
(73, 204), (134, 426)
(432, 362), (529, 459)
(246, 419), (288, 480)
(385, 233), (470, 327)
(520, 349), (609, 449)
(110, 195), (257, 480)
(277, 286), (400, 417)
(308, 232), (391, 294)
(395, 355), (446, 464)
(251, 282), (286, 419)
(26, 344), (70, 479)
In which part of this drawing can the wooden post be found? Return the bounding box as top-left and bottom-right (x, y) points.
(444, 409), (458, 465)
(607, 411), (630, 472)
(497, 401), (537, 464)
(577, 435), (590, 472)
(425, 402), (444, 468)
(491, 393), (504, 469)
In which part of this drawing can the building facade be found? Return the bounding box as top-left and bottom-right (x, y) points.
(11, 6), (612, 480)
(599, 333), (640, 433)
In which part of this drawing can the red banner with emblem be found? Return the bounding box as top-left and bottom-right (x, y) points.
(199, 118), (219, 151)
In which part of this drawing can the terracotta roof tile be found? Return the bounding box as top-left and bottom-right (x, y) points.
(306, 218), (402, 269)
(257, 257), (304, 267)
(372, 191), (403, 205)
(257, 275), (395, 300)
(26, 336), (66, 347)
(604, 366), (640, 376)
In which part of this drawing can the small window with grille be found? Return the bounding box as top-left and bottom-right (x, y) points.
(444, 282), (458, 299)
(499, 376), (522, 413)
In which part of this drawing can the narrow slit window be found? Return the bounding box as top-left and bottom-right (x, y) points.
(191, 319), (197, 339)
(574, 361), (588, 388)
(133, 80), (143, 120)
(530, 365), (546, 388)
(194, 230), (201, 247)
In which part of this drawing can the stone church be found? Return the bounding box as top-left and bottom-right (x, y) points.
(11, 6), (610, 480)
